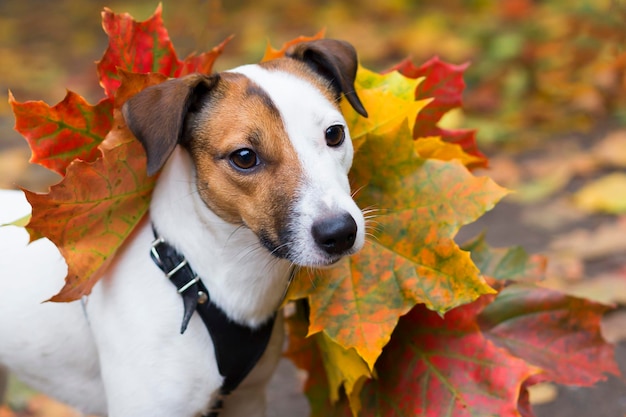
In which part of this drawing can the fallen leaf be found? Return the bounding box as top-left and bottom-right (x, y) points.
(592, 130), (626, 168)
(97, 5), (178, 97)
(19, 65), (168, 302)
(316, 332), (371, 416)
(510, 163), (573, 203)
(527, 382), (558, 406)
(549, 218), (626, 261)
(520, 197), (588, 231)
(601, 309), (626, 343)
(574, 172), (626, 214)
(560, 267), (626, 305)
(284, 301), (342, 417)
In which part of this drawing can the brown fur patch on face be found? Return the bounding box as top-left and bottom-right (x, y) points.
(184, 72), (302, 254)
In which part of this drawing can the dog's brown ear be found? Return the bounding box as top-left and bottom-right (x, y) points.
(286, 39), (368, 118)
(122, 74), (219, 176)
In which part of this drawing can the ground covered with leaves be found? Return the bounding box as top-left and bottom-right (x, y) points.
(1, 1), (625, 417)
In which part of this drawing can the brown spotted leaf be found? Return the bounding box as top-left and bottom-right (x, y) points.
(288, 118), (505, 372)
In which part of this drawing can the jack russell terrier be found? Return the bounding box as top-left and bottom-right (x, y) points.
(0, 39), (368, 417)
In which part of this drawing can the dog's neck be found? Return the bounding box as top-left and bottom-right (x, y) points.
(149, 147), (293, 328)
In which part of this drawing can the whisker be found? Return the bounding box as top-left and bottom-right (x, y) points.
(269, 242), (291, 258)
(364, 232), (380, 243)
(304, 266), (317, 290)
(351, 185), (367, 198)
(225, 224), (248, 245)
(232, 243), (264, 264)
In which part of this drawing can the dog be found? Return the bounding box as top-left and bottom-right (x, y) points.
(0, 39), (367, 417)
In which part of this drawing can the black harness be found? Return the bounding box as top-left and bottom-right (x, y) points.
(149, 230), (276, 417)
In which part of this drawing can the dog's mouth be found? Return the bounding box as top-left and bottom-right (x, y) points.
(258, 214), (362, 268)
(258, 230), (291, 260)
(265, 242), (350, 268)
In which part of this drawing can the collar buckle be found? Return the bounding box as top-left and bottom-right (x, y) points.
(150, 236), (165, 265)
(151, 236), (198, 293)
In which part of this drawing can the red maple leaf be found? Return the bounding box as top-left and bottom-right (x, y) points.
(97, 5), (230, 97)
(10, 92), (113, 176)
(479, 285), (620, 386)
(390, 56), (488, 168)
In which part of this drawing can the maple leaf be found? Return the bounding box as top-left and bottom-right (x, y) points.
(9, 92), (113, 176)
(290, 298), (538, 417)
(479, 284), (620, 386)
(356, 299), (539, 417)
(414, 136), (484, 167)
(390, 56), (488, 168)
(287, 122), (504, 410)
(290, 229), (618, 417)
(25, 120), (154, 301)
(283, 62), (504, 406)
(24, 72), (168, 301)
(462, 233), (547, 285)
(97, 5), (230, 97)
(15, 4), (235, 302)
(343, 67), (427, 152)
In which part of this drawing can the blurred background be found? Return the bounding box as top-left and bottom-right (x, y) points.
(1, 0), (626, 416)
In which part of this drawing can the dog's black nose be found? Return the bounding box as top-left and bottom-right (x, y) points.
(312, 212), (358, 255)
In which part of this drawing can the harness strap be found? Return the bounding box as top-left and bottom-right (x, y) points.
(149, 230), (276, 416)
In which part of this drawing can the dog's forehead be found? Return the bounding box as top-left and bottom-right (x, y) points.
(227, 62), (344, 131)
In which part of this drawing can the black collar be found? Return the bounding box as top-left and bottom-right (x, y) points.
(149, 229), (276, 417)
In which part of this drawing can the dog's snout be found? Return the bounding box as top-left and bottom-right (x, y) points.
(312, 212), (358, 255)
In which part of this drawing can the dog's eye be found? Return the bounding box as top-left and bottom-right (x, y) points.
(229, 148), (259, 171)
(325, 125), (345, 147)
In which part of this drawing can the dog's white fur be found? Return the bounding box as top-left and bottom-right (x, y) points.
(0, 42), (366, 417)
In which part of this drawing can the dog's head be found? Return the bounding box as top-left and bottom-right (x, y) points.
(123, 39), (368, 267)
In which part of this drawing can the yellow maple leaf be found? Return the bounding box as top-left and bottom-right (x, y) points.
(415, 136), (484, 167)
(341, 66), (430, 151)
